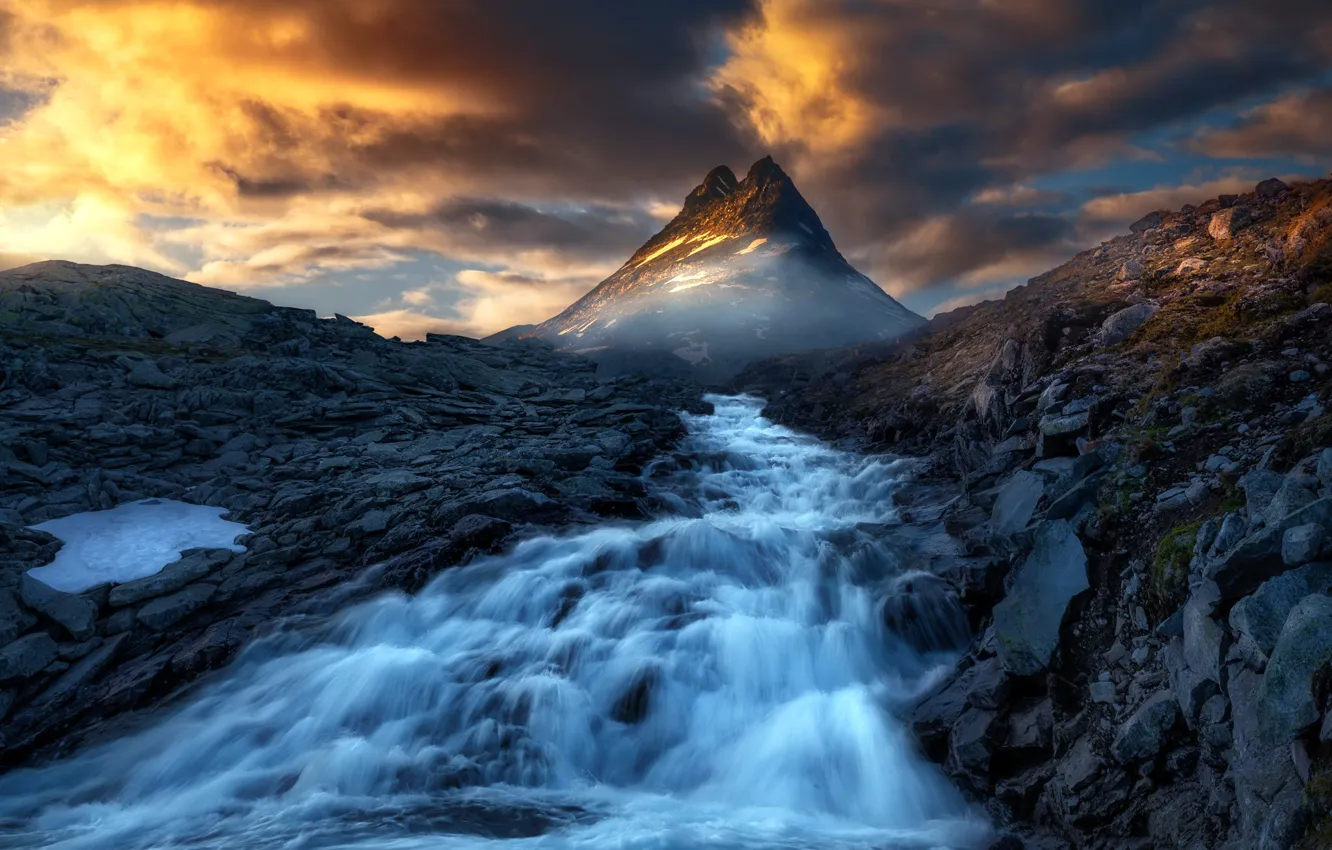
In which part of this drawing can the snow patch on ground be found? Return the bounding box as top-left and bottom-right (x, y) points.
(27, 499), (248, 593)
(735, 238), (768, 255)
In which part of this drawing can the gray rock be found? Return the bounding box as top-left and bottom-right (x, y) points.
(1037, 382), (1068, 414)
(1211, 498), (1332, 599)
(1231, 562), (1332, 668)
(994, 520), (1089, 676)
(0, 633), (58, 682)
(364, 470), (433, 496)
(1229, 667), (1307, 849)
(31, 633), (126, 708)
(947, 707), (997, 790)
(1240, 469), (1285, 526)
(1256, 594), (1332, 743)
(137, 583), (218, 631)
(19, 574), (98, 640)
(1208, 206), (1254, 241)
(1111, 691), (1182, 762)
(123, 358), (178, 389)
(1118, 259), (1145, 281)
(1182, 598), (1227, 683)
(1090, 681), (1116, 704)
(1058, 736), (1103, 793)
(1282, 523), (1323, 566)
(990, 470), (1045, 536)
(1208, 512), (1247, 559)
(1164, 637), (1220, 728)
(1006, 699), (1053, 751)
(1039, 411), (1090, 437)
(1290, 370), (1312, 383)
(108, 550), (232, 607)
(1265, 478), (1316, 527)
(1097, 303), (1158, 348)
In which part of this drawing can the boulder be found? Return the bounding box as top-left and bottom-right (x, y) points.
(1255, 178), (1288, 198)
(19, 574), (98, 640)
(0, 589), (37, 646)
(0, 633), (58, 682)
(947, 707), (998, 791)
(1240, 469), (1285, 526)
(994, 520), (1089, 676)
(1264, 478), (1316, 527)
(1256, 594), (1332, 743)
(1231, 562), (1332, 668)
(1182, 597), (1226, 683)
(1318, 448), (1332, 492)
(1111, 691), (1182, 763)
(1210, 498), (1332, 599)
(990, 471), (1045, 537)
(1164, 637), (1220, 728)
(1282, 523), (1324, 566)
(1096, 304), (1158, 348)
(1208, 206), (1254, 241)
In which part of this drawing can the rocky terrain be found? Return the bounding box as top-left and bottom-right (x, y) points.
(739, 175), (1332, 848)
(503, 156), (923, 382)
(0, 260), (707, 767)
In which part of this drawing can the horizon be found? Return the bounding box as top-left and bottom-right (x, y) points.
(1, 1), (1330, 338)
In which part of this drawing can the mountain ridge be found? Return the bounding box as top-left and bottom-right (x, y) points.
(517, 156), (923, 381)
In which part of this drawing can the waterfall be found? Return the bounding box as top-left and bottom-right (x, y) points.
(0, 396), (990, 850)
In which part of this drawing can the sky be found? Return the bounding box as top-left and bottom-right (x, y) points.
(1, 0), (1330, 338)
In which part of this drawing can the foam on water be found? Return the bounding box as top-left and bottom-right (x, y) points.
(0, 396), (990, 849)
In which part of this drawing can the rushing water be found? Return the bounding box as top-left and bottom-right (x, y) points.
(0, 396), (990, 850)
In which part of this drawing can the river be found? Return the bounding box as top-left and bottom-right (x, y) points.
(0, 395), (990, 850)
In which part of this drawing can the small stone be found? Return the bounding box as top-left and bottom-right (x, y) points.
(1291, 370), (1312, 383)
(1090, 681), (1117, 704)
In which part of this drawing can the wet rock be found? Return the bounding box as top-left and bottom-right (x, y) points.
(881, 572), (971, 654)
(1111, 691), (1182, 763)
(137, 583), (218, 631)
(0, 633), (58, 682)
(1256, 594), (1332, 743)
(994, 520), (1089, 676)
(19, 574), (98, 640)
(947, 707), (998, 791)
(1006, 699), (1053, 752)
(108, 549), (233, 607)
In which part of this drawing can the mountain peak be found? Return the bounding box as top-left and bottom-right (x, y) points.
(745, 154), (787, 185)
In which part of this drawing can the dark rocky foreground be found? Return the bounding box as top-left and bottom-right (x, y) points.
(0, 261), (707, 767)
(740, 177), (1332, 848)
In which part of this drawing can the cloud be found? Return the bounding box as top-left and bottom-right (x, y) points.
(355, 268), (596, 340)
(1191, 87), (1332, 161)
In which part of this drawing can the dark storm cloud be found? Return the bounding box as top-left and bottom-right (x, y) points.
(731, 0), (1332, 293)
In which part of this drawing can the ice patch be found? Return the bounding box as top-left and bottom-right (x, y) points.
(735, 238), (768, 256)
(26, 499), (248, 593)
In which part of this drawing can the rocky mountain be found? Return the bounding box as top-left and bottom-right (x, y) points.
(0, 260), (706, 765)
(739, 176), (1332, 848)
(511, 156), (923, 382)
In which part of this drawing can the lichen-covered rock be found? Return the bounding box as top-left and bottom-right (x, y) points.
(994, 520), (1089, 676)
(1231, 562), (1332, 668)
(1282, 523), (1324, 566)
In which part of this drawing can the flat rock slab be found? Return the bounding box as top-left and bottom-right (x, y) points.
(994, 520), (1089, 676)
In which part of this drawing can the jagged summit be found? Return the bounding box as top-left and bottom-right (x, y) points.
(520, 156), (923, 381)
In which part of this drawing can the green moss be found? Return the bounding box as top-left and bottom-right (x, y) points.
(1149, 523), (1200, 623)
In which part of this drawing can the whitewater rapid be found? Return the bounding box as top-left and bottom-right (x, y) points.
(0, 396), (990, 850)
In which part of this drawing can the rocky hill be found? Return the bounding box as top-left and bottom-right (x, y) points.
(512, 156), (923, 382)
(739, 176), (1332, 848)
(0, 261), (706, 766)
